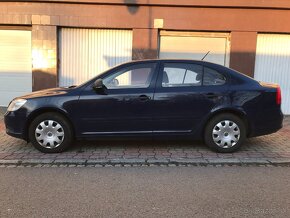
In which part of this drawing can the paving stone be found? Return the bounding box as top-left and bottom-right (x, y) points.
(41, 164), (52, 167)
(94, 164), (103, 167)
(6, 165), (17, 168)
(59, 164), (68, 167)
(76, 164), (85, 167)
(34, 164), (43, 167)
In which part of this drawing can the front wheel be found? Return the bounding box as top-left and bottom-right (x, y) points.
(204, 113), (246, 153)
(29, 112), (73, 153)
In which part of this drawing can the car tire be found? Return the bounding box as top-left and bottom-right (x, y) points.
(204, 113), (246, 153)
(29, 112), (73, 153)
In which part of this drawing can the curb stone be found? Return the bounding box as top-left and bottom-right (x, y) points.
(87, 159), (108, 164)
(169, 158), (208, 164)
(1, 158), (290, 167)
(147, 159), (169, 164)
(268, 158), (290, 164)
(53, 159), (87, 164)
(21, 159), (54, 164)
(207, 158), (241, 164)
(0, 160), (20, 164)
(110, 158), (146, 164)
(238, 158), (270, 164)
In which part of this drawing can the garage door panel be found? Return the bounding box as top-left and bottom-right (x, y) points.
(0, 30), (32, 106)
(59, 28), (132, 87)
(159, 32), (230, 67)
(160, 51), (226, 66)
(0, 74), (32, 92)
(255, 34), (290, 114)
(0, 91), (30, 104)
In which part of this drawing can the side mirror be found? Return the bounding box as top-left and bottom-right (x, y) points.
(93, 79), (104, 89)
(93, 79), (106, 92)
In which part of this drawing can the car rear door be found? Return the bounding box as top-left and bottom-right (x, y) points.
(152, 61), (229, 135)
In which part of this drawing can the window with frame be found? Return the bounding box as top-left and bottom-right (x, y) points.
(203, 67), (226, 86)
(103, 63), (156, 89)
(162, 63), (203, 87)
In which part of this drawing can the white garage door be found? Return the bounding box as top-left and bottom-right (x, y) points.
(0, 29), (32, 106)
(159, 31), (230, 66)
(59, 28), (133, 87)
(254, 34), (290, 114)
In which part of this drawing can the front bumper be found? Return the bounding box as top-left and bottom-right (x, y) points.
(4, 110), (28, 140)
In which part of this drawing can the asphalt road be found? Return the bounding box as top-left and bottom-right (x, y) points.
(1, 166), (290, 218)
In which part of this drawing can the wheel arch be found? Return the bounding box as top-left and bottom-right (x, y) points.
(202, 107), (251, 137)
(24, 107), (75, 141)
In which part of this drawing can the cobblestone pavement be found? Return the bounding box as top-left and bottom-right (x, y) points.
(0, 108), (289, 166)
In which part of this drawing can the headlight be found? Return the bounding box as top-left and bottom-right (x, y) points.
(7, 99), (27, 112)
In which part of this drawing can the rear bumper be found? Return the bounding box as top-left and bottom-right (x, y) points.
(4, 111), (28, 140)
(248, 110), (283, 137)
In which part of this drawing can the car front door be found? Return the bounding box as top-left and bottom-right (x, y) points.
(152, 61), (228, 134)
(76, 61), (159, 136)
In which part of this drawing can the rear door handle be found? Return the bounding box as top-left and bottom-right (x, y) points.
(205, 93), (218, 98)
(138, 94), (151, 101)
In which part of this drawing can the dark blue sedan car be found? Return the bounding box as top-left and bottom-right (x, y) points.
(4, 59), (283, 153)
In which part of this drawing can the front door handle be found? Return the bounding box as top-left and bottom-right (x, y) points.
(138, 95), (151, 101)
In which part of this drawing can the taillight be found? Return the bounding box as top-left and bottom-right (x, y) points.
(276, 86), (282, 105)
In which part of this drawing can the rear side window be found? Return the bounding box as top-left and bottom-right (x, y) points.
(203, 67), (226, 86)
(162, 63), (203, 87)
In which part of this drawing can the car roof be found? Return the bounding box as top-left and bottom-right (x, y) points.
(128, 59), (208, 63)
(127, 59), (230, 71)
(127, 59), (225, 68)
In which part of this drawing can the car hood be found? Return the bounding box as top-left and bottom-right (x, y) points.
(20, 87), (73, 99)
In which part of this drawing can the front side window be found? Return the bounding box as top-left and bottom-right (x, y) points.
(162, 63), (203, 87)
(203, 67), (226, 86)
(103, 63), (156, 89)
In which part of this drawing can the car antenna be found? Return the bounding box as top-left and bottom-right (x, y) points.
(201, 51), (210, 60)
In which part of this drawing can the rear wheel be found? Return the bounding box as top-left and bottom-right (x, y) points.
(29, 112), (73, 153)
(204, 113), (246, 153)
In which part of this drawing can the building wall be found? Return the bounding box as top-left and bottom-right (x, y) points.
(1, 1), (290, 89)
